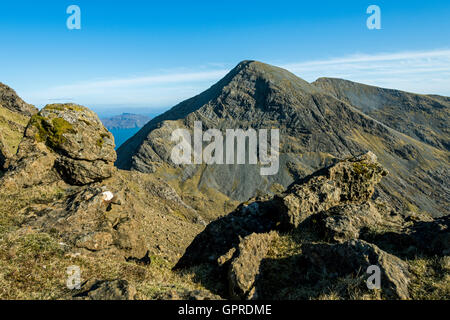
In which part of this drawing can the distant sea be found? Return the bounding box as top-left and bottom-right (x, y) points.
(109, 127), (142, 149)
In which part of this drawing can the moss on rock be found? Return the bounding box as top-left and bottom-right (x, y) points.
(30, 114), (75, 149)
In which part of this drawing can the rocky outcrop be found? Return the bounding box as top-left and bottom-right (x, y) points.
(16, 169), (204, 263)
(0, 82), (38, 117)
(2, 104), (116, 188)
(21, 186), (147, 261)
(317, 202), (404, 243)
(29, 104), (116, 185)
(0, 83), (36, 170)
(1, 103), (203, 266)
(228, 232), (276, 300)
(176, 152), (388, 269)
(274, 151), (388, 228)
(175, 151), (427, 300)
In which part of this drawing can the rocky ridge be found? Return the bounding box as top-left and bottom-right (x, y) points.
(312, 77), (450, 151)
(175, 152), (448, 300)
(0, 82), (37, 170)
(0, 83), (37, 117)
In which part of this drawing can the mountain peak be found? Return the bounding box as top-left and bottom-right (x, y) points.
(234, 59), (306, 79)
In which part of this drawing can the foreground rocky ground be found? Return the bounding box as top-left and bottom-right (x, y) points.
(0, 82), (448, 300)
(175, 152), (449, 299)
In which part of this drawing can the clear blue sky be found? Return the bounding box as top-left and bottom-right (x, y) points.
(1, 0), (449, 115)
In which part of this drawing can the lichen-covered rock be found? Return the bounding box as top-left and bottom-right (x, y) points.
(1, 136), (60, 189)
(302, 240), (411, 299)
(0, 84), (36, 171)
(317, 202), (403, 243)
(30, 104), (115, 161)
(274, 152), (388, 228)
(228, 232), (276, 300)
(3, 103), (116, 187)
(21, 185), (148, 262)
(29, 104), (116, 185)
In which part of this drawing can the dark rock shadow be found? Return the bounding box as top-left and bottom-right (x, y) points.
(174, 200), (278, 270)
(360, 216), (450, 259)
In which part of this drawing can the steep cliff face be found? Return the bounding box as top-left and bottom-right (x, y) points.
(117, 60), (449, 218)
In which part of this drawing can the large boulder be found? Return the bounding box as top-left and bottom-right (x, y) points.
(273, 152), (388, 228)
(228, 232), (276, 300)
(317, 202), (403, 243)
(4, 104), (116, 187)
(175, 151), (416, 300)
(21, 185), (148, 262)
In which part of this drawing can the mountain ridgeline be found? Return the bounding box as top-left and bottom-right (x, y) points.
(117, 60), (449, 218)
